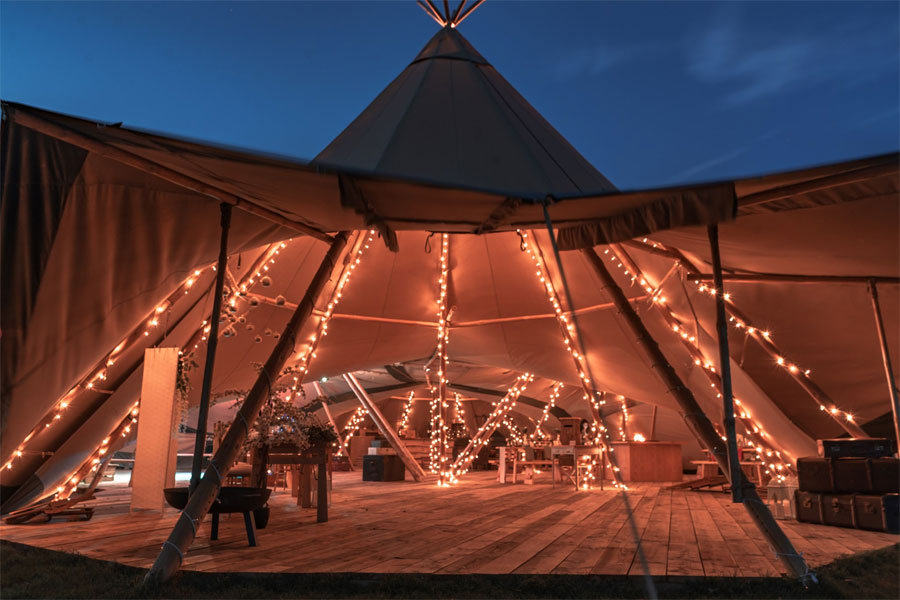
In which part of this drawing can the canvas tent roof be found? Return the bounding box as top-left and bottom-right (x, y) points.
(313, 26), (616, 197)
(1, 22), (897, 514)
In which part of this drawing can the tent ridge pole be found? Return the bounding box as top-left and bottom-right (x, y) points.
(867, 280), (900, 451)
(582, 247), (814, 582)
(143, 232), (350, 586)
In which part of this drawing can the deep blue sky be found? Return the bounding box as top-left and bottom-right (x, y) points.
(2, 1), (897, 188)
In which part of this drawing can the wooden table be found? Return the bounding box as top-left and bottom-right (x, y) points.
(266, 450), (330, 523)
(497, 446), (553, 484)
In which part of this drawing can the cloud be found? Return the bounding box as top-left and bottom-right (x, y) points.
(667, 146), (748, 183)
(686, 7), (899, 106)
(552, 42), (658, 81)
(854, 106), (900, 129)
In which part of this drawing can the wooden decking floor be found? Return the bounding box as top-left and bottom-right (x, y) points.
(1, 471), (896, 577)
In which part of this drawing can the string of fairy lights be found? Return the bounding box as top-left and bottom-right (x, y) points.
(34, 229), (376, 499)
(288, 231), (376, 401)
(500, 415), (526, 446)
(450, 373), (534, 480)
(336, 407), (368, 457)
(398, 391), (415, 434)
(631, 238), (862, 436)
(530, 382), (563, 441)
(52, 401), (141, 501)
(604, 244), (796, 480)
(2, 261), (217, 477)
(52, 240), (301, 498)
(429, 234), (452, 485)
(453, 392), (466, 425)
(617, 395), (630, 441)
(518, 230), (628, 490)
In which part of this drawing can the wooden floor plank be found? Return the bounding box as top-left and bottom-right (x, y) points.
(2, 472), (896, 578)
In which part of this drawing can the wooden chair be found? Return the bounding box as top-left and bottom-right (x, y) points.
(552, 454), (576, 488)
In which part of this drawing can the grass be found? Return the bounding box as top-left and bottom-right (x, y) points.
(1, 539), (897, 599)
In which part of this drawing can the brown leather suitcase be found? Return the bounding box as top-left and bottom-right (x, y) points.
(795, 490), (824, 524)
(821, 494), (856, 528)
(853, 494), (899, 533)
(797, 457), (834, 492)
(817, 438), (893, 459)
(870, 458), (900, 494)
(832, 458), (873, 493)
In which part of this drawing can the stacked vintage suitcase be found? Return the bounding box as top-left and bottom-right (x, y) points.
(796, 438), (899, 533)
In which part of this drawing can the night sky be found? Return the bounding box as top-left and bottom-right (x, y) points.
(2, 0), (897, 189)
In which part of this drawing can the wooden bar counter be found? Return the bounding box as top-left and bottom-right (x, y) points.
(608, 442), (682, 482)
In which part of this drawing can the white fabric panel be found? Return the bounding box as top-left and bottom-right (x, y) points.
(131, 348), (180, 512)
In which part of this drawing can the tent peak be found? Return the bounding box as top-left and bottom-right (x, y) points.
(411, 24), (489, 66)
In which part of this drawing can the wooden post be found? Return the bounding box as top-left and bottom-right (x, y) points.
(316, 383), (355, 471)
(143, 232), (349, 586)
(190, 203), (232, 492)
(343, 373), (426, 481)
(649, 405), (658, 441)
(708, 225), (744, 502)
(582, 247), (814, 581)
(868, 280), (900, 451)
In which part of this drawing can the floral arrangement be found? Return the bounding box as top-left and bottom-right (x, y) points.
(240, 396), (338, 453)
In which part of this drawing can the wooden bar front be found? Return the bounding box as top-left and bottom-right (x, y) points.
(609, 442), (682, 482)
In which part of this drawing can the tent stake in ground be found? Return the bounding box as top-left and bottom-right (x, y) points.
(190, 202), (232, 492)
(707, 224), (744, 503)
(144, 232), (350, 586)
(582, 247), (814, 582)
(867, 280), (900, 451)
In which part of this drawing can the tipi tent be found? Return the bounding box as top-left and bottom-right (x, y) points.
(1, 7), (897, 585)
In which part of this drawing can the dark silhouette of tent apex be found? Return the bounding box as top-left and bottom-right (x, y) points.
(413, 25), (489, 65)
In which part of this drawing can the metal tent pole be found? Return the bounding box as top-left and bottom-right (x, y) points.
(582, 247), (813, 582)
(144, 232), (349, 586)
(707, 224), (744, 502)
(867, 280), (900, 451)
(190, 203), (232, 492)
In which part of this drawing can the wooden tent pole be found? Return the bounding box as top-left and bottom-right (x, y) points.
(190, 203), (232, 492)
(686, 272), (900, 286)
(649, 405), (658, 441)
(450, 378), (529, 478)
(867, 280), (900, 451)
(343, 373), (426, 481)
(629, 239), (870, 439)
(582, 247), (814, 581)
(143, 232), (349, 586)
(315, 383), (355, 470)
(708, 225), (744, 502)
